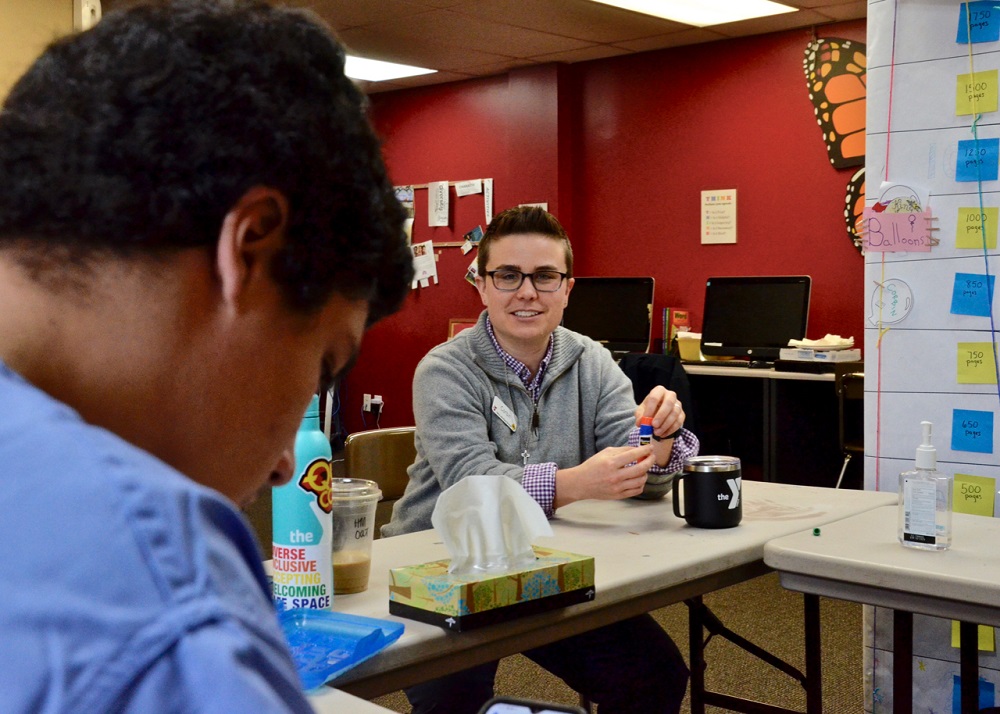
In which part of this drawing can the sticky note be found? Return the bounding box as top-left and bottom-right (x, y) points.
(957, 69), (999, 115)
(952, 409), (995, 453)
(958, 2), (1000, 44)
(951, 621), (996, 652)
(956, 138), (1000, 182)
(958, 343), (998, 383)
(951, 274), (996, 316)
(953, 473), (996, 516)
(956, 207), (999, 248)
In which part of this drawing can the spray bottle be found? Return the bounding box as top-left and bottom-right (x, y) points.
(272, 394), (334, 609)
(898, 421), (952, 550)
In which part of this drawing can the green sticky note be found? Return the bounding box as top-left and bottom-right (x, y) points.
(957, 69), (1000, 116)
(951, 620), (996, 651)
(957, 343), (998, 383)
(957, 207), (999, 248)
(953, 473), (996, 516)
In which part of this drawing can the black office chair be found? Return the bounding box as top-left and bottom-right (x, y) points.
(835, 371), (864, 488)
(617, 353), (697, 436)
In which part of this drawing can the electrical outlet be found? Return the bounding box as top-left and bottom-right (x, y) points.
(372, 395), (383, 406)
(363, 393), (371, 411)
(74, 0), (102, 31)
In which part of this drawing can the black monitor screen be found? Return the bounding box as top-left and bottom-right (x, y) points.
(700, 276), (811, 360)
(562, 277), (654, 355)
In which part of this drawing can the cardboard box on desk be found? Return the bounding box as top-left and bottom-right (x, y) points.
(388, 546), (595, 632)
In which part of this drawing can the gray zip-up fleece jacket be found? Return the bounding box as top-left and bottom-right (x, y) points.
(382, 310), (652, 537)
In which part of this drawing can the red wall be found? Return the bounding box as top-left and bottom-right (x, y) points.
(341, 20), (866, 434)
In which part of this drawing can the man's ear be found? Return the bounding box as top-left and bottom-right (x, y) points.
(216, 186), (290, 311)
(475, 276), (488, 306)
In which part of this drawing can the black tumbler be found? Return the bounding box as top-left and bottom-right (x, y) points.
(672, 456), (742, 528)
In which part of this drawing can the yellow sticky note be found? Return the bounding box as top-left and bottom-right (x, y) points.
(957, 207), (999, 249)
(953, 473), (996, 516)
(951, 621), (995, 651)
(957, 69), (1000, 116)
(957, 343), (998, 384)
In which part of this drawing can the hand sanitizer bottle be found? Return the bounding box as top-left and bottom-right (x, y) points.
(898, 421), (952, 550)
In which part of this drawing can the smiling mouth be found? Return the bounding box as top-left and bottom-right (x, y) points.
(512, 310), (541, 318)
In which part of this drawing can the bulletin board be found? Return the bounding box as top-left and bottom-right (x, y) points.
(864, 1), (1000, 710)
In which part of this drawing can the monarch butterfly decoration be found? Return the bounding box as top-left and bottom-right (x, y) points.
(804, 37), (867, 253)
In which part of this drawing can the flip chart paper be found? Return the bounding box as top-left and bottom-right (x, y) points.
(956, 207), (999, 249)
(951, 409), (995, 453)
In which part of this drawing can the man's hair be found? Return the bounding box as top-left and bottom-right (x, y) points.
(0, 0), (413, 320)
(476, 206), (573, 277)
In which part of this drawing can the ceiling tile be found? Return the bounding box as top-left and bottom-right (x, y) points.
(809, 2), (867, 21)
(454, 0), (687, 43)
(616, 28), (728, 53)
(338, 25), (514, 70)
(710, 9), (835, 38)
(529, 44), (638, 64)
(283, 0), (429, 30)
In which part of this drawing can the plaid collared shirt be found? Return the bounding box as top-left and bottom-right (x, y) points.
(484, 317), (695, 516)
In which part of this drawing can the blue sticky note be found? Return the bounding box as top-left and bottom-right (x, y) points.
(952, 674), (995, 713)
(951, 273), (997, 316)
(952, 409), (995, 453)
(958, 2), (1000, 44)
(957, 138), (1000, 182)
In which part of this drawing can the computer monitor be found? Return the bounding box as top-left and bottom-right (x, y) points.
(562, 276), (654, 356)
(700, 276), (811, 361)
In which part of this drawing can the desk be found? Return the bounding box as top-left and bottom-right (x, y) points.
(318, 482), (894, 705)
(685, 365), (852, 487)
(309, 688), (393, 713)
(764, 506), (999, 714)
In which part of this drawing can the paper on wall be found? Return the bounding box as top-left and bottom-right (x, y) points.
(454, 179), (482, 197)
(411, 240), (438, 289)
(428, 181), (449, 227)
(484, 178), (493, 224)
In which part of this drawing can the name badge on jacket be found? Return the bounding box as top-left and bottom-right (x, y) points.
(492, 396), (517, 433)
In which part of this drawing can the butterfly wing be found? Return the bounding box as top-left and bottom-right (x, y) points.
(845, 167), (866, 254)
(804, 38), (867, 169)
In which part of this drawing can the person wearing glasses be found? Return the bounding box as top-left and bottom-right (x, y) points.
(384, 205), (698, 714)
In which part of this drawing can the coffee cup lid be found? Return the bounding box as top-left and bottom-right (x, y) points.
(330, 477), (382, 501)
(683, 455), (741, 473)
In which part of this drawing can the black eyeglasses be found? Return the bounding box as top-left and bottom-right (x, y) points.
(485, 269), (569, 292)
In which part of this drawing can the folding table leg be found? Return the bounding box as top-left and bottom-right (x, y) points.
(893, 610), (913, 714)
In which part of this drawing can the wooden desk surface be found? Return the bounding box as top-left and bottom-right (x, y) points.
(765, 505), (1000, 626)
(684, 364), (837, 382)
(310, 482), (894, 698)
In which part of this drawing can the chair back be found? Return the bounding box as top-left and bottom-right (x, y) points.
(617, 353), (697, 435)
(344, 427), (416, 538)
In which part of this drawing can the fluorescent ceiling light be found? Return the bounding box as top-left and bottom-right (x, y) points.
(588, 0), (797, 27)
(344, 56), (436, 82)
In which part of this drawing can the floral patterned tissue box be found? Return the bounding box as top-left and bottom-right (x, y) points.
(388, 546), (595, 631)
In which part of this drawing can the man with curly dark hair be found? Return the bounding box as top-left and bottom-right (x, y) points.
(0, 1), (413, 711)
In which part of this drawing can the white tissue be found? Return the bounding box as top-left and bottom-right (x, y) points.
(431, 475), (553, 575)
(787, 333), (854, 349)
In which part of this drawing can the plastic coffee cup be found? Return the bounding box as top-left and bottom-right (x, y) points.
(330, 478), (382, 594)
(672, 456), (742, 528)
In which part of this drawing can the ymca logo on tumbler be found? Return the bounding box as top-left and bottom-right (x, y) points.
(673, 456), (743, 528)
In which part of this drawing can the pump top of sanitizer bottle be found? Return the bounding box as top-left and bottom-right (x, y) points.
(915, 420), (936, 470)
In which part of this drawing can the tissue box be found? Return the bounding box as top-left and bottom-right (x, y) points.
(388, 546), (595, 631)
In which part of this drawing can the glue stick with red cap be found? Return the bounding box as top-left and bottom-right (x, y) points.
(639, 416), (654, 446)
